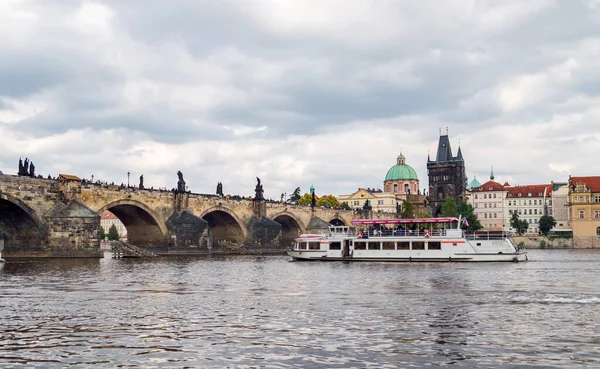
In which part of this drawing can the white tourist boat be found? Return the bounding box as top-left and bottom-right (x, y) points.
(288, 217), (527, 262)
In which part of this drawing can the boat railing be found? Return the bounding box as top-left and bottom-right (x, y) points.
(355, 229), (452, 238)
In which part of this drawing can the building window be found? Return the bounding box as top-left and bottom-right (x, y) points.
(595, 210), (600, 218)
(475, 194), (478, 199)
(595, 196), (600, 203)
(494, 213), (497, 218)
(534, 209), (538, 215)
(493, 193), (497, 198)
(508, 200), (511, 206)
(484, 194), (487, 199)
(529, 209), (532, 215)
(404, 184), (409, 193)
(393, 184), (398, 193)
(580, 196), (584, 203)
(509, 210), (513, 214)
(579, 210), (585, 219)
(597, 227), (600, 236)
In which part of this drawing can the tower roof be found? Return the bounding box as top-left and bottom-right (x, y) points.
(435, 135), (454, 162)
(467, 175), (481, 189)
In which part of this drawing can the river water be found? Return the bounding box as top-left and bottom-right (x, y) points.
(0, 249), (599, 368)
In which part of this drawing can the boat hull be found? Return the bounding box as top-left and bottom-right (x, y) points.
(287, 249), (528, 262)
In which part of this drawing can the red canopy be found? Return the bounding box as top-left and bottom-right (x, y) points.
(351, 217), (458, 225)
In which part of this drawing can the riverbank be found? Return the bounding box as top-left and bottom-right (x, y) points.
(513, 235), (573, 249)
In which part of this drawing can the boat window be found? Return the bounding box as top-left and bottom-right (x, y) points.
(428, 241), (441, 250)
(412, 241), (425, 250)
(309, 242), (320, 250)
(329, 241), (341, 250)
(301, 242), (309, 250)
(368, 242), (380, 250)
(354, 241), (367, 250)
(397, 241), (410, 250)
(382, 242), (395, 250)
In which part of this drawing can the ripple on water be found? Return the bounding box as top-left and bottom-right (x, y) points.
(0, 250), (599, 367)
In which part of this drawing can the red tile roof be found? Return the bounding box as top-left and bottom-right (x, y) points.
(472, 180), (506, 192)
(58, 174), (81, 181)
(570, 176), (600, 193)
(506, 184), (552, 198)
(101, 210), (118, 220)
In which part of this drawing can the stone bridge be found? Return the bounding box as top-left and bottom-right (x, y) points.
(0, 174), (388, 257)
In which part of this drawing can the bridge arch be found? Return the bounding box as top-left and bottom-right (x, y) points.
(200, 205), (248, 245)
(99, 199), (167, 247)
(0, 192), (45, 250)
(329, 217), (347, 226)
(271, 211), (305, 247)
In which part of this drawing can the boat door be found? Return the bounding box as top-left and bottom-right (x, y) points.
(342, 240), (352, 258)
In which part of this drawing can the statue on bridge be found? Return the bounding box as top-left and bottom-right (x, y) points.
(177, 171), (186, 192)
(139, 175), (144, 189)
(254, 177), (264, 201)
(18, 158), (34, 177)
(216, 182), (223, 196)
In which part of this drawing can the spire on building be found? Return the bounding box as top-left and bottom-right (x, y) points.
(434, 134), (453, 162)
(490, 166), (495, 181)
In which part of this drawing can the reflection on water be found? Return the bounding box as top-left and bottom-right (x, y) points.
(1, 250), (599, 368)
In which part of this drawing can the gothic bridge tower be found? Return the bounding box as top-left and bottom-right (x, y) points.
(427, 130), (466, 216)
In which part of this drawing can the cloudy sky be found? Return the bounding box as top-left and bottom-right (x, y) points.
(1, 0), (599, 199)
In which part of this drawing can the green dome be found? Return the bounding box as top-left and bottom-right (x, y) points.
(384, 163), (418, 181)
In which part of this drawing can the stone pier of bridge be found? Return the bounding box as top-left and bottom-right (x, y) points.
(0, 174), (386, 258)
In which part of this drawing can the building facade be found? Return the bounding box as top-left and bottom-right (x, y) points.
(505, 184), (552, 234)
(427, 133), (466, 216)
(551, 182), (571, 234)
(100, 210), (127, 239)
(468, 174), (507, 231)
(568, 176), (600, 248)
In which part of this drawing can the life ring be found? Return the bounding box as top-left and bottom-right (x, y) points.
(424, 230), (431, 238)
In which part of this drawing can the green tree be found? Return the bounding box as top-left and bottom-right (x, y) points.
(108, 224), (120, 241)
(289, 187), (301, 203)
(297, 193), (313, 206)
(339, 202), (351, 210)
(417, 211), (431, 218)
(317, 195), (340, 208)
(440, 197), (459, 217)
(98, 227), (106, 240)
(538, 215), (557, 236)
(510, 211), (528, 236)
(401, 200), (415, 219)
(457, 201), (482, 231)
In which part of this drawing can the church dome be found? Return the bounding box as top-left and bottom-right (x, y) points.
(467, 175), (481, 189)
(384, 154), (418, 181)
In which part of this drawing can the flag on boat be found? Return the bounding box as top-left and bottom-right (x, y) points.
(462, 218), (470, 227)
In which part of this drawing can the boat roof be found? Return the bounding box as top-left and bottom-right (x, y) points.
(351, 217), (459, 225)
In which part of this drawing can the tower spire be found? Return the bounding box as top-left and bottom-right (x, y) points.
(490, 166), (495, 181)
